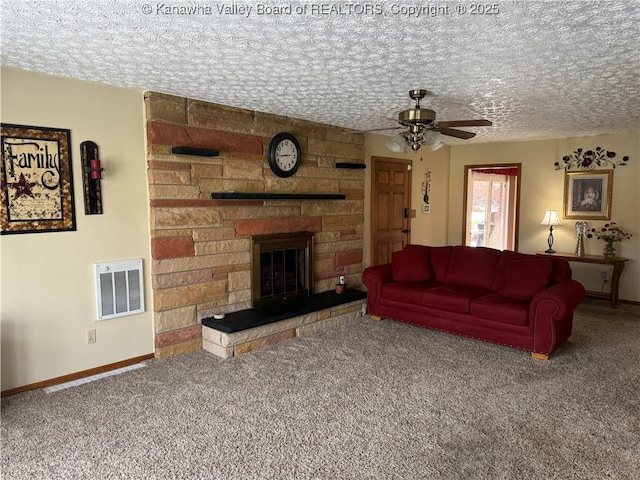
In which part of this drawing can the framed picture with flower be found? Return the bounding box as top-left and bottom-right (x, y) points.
(1, 123), (76, 234)
(563, 170), (613, 220)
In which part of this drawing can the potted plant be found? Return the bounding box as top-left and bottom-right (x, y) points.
(586, 222), (633, 258)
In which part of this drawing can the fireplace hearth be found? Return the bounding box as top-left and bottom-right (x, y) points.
(204, 231), (367, 357)
(203, 288), (367, 334)
(251, 232), (314, 307)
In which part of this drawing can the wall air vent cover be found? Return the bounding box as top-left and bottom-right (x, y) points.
(94, 259), (144, 320)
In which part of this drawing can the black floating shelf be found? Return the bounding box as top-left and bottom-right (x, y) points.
(211, 192), (345, 200)
(335, 162), (366, 169)
(171, 146), (219, 157)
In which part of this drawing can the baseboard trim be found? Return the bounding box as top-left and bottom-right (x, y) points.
(621, 299), (640, 306)
(1, 353), (154, 397)
(589, 298), (640, 306)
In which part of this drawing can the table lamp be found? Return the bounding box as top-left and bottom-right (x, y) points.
(540, 210), (562, 253)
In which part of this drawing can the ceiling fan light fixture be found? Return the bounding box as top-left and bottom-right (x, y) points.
(429, 140), (445, 152)
(385, 133), (407, 153)
(424, 130), (445, 151)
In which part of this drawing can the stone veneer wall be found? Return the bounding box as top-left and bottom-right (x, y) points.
(144, 92), (366, 358)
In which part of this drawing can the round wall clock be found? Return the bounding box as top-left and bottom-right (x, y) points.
(268, 132), (302, 178)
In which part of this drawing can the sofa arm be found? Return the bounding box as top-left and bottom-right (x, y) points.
(530, 279), (586, 356)
(362, 264), (393, 315)
(530, 280), (586, 321)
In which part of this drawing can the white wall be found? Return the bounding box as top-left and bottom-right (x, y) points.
(448, 132), (640, 302)
(1, 68), (153, 391)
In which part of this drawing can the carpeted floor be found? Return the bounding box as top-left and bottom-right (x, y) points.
(2, 299), (639, 479)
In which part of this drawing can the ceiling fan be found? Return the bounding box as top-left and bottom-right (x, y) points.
(360, 89), (492, 152)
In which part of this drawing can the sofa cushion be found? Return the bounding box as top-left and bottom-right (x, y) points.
(498, 257), (553, 300)
(392, 246), (431, 282)
(470, 293), (530, 326)
(492, 250), (563, 289)
(428, 246), (454, 283)
(445, 246), (502, 290)
(381, 282), (432, 306)
(549, 257), (572, 284)
(421, 284), (490, 314)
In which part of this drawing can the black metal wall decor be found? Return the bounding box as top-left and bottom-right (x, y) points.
(80, 140), (103, 214)
(554, 147), (630, 170)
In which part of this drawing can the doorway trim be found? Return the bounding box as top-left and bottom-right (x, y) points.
(462, 163), (522, 250)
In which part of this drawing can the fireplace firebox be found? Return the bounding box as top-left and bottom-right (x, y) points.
(251, 232), (314, 307)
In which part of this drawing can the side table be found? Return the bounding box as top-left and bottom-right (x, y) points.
(536, 252), (628, 308)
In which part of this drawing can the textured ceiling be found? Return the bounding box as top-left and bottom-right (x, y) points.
(2, 0), (639, 144)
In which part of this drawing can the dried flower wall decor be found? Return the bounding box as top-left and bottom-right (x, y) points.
(554, 147), (629, 171)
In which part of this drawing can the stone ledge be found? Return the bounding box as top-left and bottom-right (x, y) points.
(202, 289), (366, 333)
(202, 293), (366, 358)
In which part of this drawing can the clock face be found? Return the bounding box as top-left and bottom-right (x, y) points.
(275, 139), (299, 171)
(268, 133), (301, 178)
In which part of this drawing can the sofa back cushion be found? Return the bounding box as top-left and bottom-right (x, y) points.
(445, 246), (502, 290)
(549, 257), (572, 283)
(498, 257), (553, 300)
(392, 245), (431, 282)
(493, 250), (526, 290)
(493, 250), (570, 290)
(428, 246), (454, 283)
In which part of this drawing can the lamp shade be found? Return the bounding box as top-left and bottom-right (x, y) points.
(540, 210), (562, 226)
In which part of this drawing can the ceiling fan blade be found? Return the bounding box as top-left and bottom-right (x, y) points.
(437, 119), (493, 128)
(437, 127), (477, 139)
(342, 126), (402, 134)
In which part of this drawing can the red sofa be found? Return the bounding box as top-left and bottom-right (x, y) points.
(362, 245), (586, 360)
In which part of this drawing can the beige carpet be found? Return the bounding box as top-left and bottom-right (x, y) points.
(2, 299), (639, 479)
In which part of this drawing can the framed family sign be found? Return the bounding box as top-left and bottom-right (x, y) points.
(1, 123), (76, 234)
(563, 170), (613, 220)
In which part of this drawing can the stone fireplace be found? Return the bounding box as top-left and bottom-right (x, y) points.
(251, 232), (314, 307)
(144, 92), (366, 358)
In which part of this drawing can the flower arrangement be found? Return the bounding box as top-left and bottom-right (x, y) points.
(586, 222), (633, 257)
(554, 147), (629, 170)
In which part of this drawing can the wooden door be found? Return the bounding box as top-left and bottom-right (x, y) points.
(371, 156), (412, 265)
